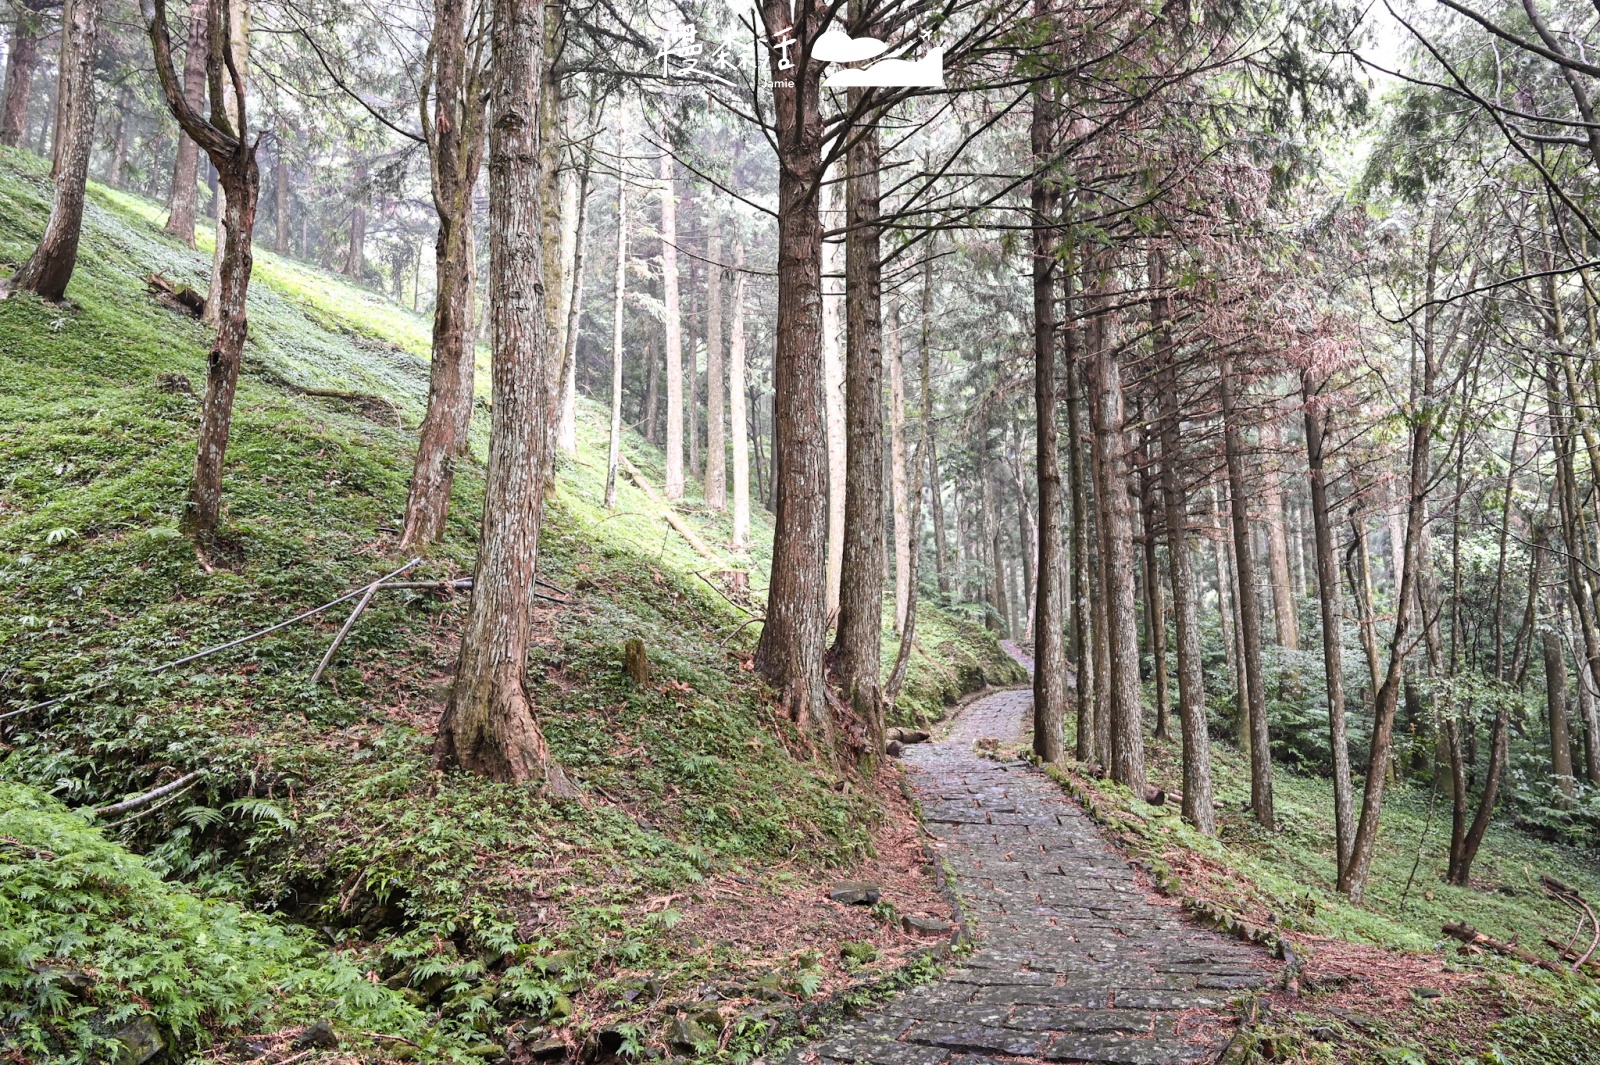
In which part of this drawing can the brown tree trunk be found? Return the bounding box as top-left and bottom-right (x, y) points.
(729, 247), (750, 550)
(983, 417), (1009, 636)
(399, 0), (485, 549)
(558, 160), (591, 456)
(344, 159), (367, 278)
(823, 176), (845, 619)
(603, 142), (627, 509)
(1219, 356), (1272, 825)
(661, 149), (684, 499)
(829, 97), (883, 761)
(704, 229), (727, 509)
(1447, 703), (1509, 886)
(1088, 285), (1146, 795)
(273, 138), (288, 252)
(433, 0), (570, 792)
(1261, 419), (1299, 650)
(644, 331), (660, 444)
(1137, 430), (1169, 740)
(1152, 250), (1213, 831)
(1304, 376), (1354, 876)
(1030, 77), (1066, 762)
(6, 0), (98, 302)
(1544, 629), (1576, 802)
(0, 1), (47, 148)
(1066, 294), (1095, 763)
(890, 306), (912, 635)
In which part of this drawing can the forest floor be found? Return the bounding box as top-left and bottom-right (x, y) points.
(0, 146), (1022, 1064)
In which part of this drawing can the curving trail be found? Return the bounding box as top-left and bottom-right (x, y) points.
(789, 660), (1271, 1065)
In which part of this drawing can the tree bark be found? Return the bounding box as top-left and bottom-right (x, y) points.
(704, 229), (727, 509)
(729, 247), (750, 551)
(1544, 629), (1576, 802)
(399, 0), (486, 548)
(558, 160), (591, 456)
(1446, 702), (1509, 886)
(890, 304), (912, 636)
(434, 0), (569, 792)
(1261, 418), (1299, 650)
(1030, 78), (1066, 762)
(344, 158), (367, 278)
(1152, 250), (1213, 831)
(830, 95), (883, 761)
(0, 0), (49, 148)
(6, 0), (97, 302)
(823, 175), (846, 618)
(107, 88), (129, 186)
(1137, 429), (1169, 740)
(660, 149), (684, 499)
(1303, 375), (1354, 876)
(1219, 356), (1272, 825)
(1066, 293), (1095, 764)
(983, 412), (1009, 636)
(273, 136), (288, 252)
(603, 141), (627, 509)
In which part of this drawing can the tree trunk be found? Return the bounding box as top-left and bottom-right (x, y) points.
(273, 138), (288, 252)
(829, 97), (883, 761)
(0, 1), (46, 148)
(1304, 376), (1354, 876)
(823, 176), (846, 618)
(1544, 629), (1576, 802)
(704, 229), (727, 509)
(890, 304), (912, 636)
(1088, 286), (1146, 795)
(107, 89), (129, 186)
(687, 258), (699, 479)
(1446, 703), (1509, 886)
(558, 161), (591, 456)
(1152, 250), (1213, 831)
(344, 159), (367, 278)
(983, 416), (1008, 636)
(1030, 82), (1066, 762)
(1011, 433), (1037, 640)
(729, 248), (750, 550)
(603, 145), (627, 509)
(1137, 430), (1169, 740)
(1219, 356), (1272, 825)
(660, 149), (684, 499)
(399, 0), (485, 548)
(434, 0), (569, 791)
(1067, 304), (1096, 764)
(6, 0), (98, 302)
(1261, 418), (1300, 650)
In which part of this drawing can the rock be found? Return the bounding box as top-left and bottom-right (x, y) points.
(665, 1014), (713, 1054)
(113, 1018), (165, 1065)
(293, 1019), (339, 1050)
(828, 882), (882, 906)
(228, 1039), (270, 1060)
(901, 915), (953, 936)
(690, 1005), (725, 1031)
(624, 638), (650, 686)
(465, 1044), (505, 1059)
(29, 962), (93, 995)
(525, 1038), (567, 1060)
(886, 740), (904, 757)
(887, 727), (930, 744)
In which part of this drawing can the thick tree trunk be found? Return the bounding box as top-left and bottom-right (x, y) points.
(1544, 629), (1576, 801)
(603, 150), (627, 509)
(729, 249), (750, 550)
(1152, 251), (1213, 831)
(399, 0), (484, 548)
(830, 100), (883, 760)
(1030, 90), (1066, 762)
(1219, 357), (1272, 825)
(6, 0), (98, 302)
(1089, 312), (1146, 795)
(1304, 378), (1354, 876)
(435, 0), (569, 791)
(0, 1), (46, 148)
(704, 230), (727, 509)
(661, 150), (684, 499)
(823, 176), (846, 618)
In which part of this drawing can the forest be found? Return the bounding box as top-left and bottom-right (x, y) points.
(5, 0), (1600, 1059)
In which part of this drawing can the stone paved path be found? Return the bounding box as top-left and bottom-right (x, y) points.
(791, 680), (1271, 1065)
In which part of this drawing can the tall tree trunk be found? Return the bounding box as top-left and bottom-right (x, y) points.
(830, 96), (883, 761)
(558, 160), (592, 456)
(1152, 250), (1213, 831)
(729, 248), (750, 550)
(603, 148), (627, 509)
(273, 141), (289, 252)
(1213, 483), (1243, 735)
(982, 414), (1008, 636)
(660, 149), (684, 499)
(890, 305), (912, 636)
(1261, 419), (1299, 649)
(823, 177), (846, 619)
(1011, 434), (1036, 640)
(6, 0), (98, 302)
(434, 0), (569, 792)
(1030, 78), (1066, 762)
(1066, 300), (1095, 762)
(0, 1), (47, 148)
(1544, 628), (1576, 802)
(703, 229), (727, 508)
(1219, 356), (1272, 825)
(107, 89), (129, 186)
(344, 158), (367, 278)
(399, 0), (485, 548)
(643, 331), (660, 443)
(1088, 284), (1146, 794)
(1137, 430), (1169, 740)
(1303, 375), (1354, 876)
(687, 258), (699, 479)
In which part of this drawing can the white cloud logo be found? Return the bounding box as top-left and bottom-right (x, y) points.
(812, 30), (889, 63)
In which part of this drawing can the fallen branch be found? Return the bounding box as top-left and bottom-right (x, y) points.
(1442, 922), (1564, 973)
(617, 454), (720, 562)
(144, 272), (205, 316)
(311, 582), (381, 685)
(91, 770), (206, 818)
(1542, 875), (1600, 970)
(720, 616), (765, 648)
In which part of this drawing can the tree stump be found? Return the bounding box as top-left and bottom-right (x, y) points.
(624, 638), (649, 687)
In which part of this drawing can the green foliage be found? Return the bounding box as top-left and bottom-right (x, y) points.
(0, 782), (447, 1062)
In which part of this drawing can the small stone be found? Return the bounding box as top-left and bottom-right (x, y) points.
(526, 1038), (567, 1060)
(829, 882), (882, 905)
(113, 1018), (165, 1065)
(901, 915), (953, 936)
(887, 740), (905, 757)
(293, 1019), (339, 1050)
(666, 1014), (714, 1054)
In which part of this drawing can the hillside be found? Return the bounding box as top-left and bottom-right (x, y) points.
(0, 146), (1023, 1063)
